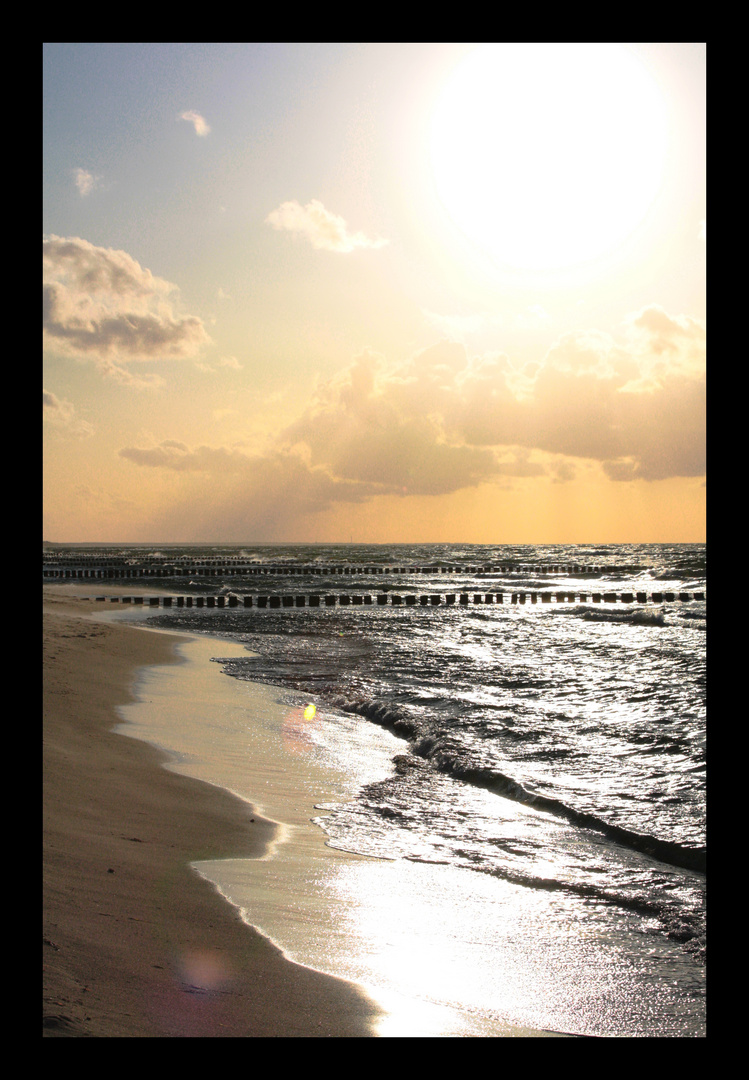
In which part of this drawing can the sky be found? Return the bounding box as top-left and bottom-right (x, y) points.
(43, 42), (706, 544)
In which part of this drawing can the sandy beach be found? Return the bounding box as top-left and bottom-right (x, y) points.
(42, 589), (382, 1037)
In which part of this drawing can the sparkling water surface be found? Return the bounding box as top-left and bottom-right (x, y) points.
(82, 541), (704, 1035)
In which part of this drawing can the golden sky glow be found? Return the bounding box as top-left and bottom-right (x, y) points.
(43, 43), (705, 543)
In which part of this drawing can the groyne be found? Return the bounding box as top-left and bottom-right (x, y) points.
(42, 559), (679, 581)
(85, 590), (704, 608)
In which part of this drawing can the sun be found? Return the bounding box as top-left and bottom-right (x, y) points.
(430, 43), (669, 273)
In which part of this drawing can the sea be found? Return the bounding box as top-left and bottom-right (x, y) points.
(50, 542), (706, 1037)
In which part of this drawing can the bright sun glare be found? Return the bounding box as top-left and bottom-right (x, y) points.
(430, 43), (669, 272)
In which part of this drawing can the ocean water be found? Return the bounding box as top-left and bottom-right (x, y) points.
(61, 542), (705, 1036)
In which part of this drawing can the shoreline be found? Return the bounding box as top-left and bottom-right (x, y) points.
(43, 589), (382, 1037)
(43, 586), (574, 1037)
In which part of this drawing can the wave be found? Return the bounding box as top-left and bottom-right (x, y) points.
(330, 693), (706, 875)
(577, 605), (706, 630)
(398, 852), (705, 957)
(579, 605), (667, 627)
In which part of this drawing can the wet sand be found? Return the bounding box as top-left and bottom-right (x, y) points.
(42, 590), (382, 1037)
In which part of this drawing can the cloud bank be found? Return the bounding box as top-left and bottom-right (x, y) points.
(266, 199), (388, 252)
(118, 305), (704, 537)
(118, 442), (382, 539)
(43, 236), (210, 386)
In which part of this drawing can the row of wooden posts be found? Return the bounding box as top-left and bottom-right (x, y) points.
(93, 590), (704, 608)
(45, 563), (614, 579)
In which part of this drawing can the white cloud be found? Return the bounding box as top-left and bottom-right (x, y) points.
(73, 168), (101, 197)
(266, 199), (388, 253)
(179, 110), (210, 136)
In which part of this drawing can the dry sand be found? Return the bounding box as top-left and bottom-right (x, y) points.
(42, 590), (382, 1037)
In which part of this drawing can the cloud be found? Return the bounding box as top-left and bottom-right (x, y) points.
(73, 168), (101, 197)
(451, 307), (705, 481)
(279, 347), (502, 495)
(422, 310), (503, 342)
(179, 110), (210, 136)
(276, 314), (704, 489)
(43, 388), (94, 436)
(119, 441), (381, 539)
(625, 304), (705, 360)
(43, 235), (210, 382)
(266, 199), (388, 253)
(195, 354), (243, 374)
(119, 304), (705, 536)
(119, 440), (250, 473)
